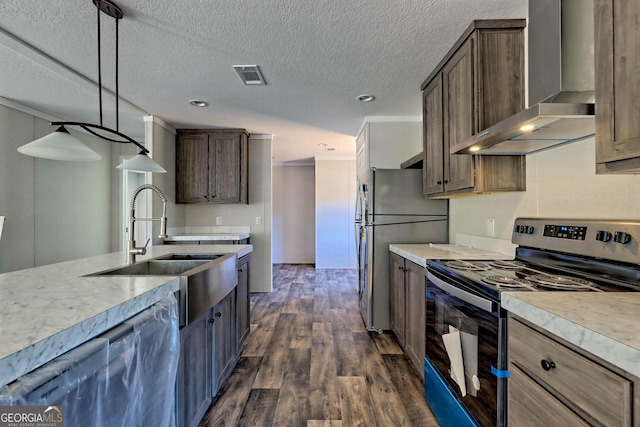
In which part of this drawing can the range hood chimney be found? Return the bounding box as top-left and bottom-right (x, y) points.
(452, 0), (595, 155)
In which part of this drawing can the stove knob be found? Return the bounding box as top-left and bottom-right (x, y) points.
(595, 230), (612, 242)
(614, 231), (632, 244)
(526, 226), (535, 234)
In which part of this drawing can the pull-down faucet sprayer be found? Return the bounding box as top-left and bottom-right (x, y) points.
(127, 184), (168, 264)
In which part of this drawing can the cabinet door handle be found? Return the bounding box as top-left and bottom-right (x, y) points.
(437, 181), (442, 185)
(208, 318), (215, 323)
(215, 312), (222, 318)
(540, 360), (556, 371)
(238, 269), (243, 273)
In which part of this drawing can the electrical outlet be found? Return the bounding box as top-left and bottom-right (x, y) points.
(256, 216), (262, 225)
(216, 217), (223, 225)
(486, 219), (495, 237)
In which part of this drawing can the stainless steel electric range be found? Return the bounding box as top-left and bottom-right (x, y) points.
(423, 218), (640, 427)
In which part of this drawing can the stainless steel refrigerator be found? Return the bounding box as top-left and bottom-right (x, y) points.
(355, 168), (448, 333)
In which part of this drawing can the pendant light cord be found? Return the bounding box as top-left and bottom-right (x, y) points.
(96, 0), (120, 132)
(115, 17), (119, 133)
(97, 3), (103, 127)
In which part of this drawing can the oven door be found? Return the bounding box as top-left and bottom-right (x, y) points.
(425, 267), (506, 427)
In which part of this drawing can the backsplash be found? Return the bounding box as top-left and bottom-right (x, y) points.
(450, 138), (640, 248)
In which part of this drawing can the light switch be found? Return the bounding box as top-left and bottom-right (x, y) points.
(256, 216), (262, 225)
(216, 217), (223, 225)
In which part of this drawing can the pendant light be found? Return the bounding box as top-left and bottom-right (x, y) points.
(17, 0), (166, 173)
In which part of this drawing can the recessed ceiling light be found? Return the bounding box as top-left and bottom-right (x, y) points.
(189, 100), (209, 107)
(520, 124), (535, 132)
(469, 146), (480, 152)
(356, 94), (376, 102)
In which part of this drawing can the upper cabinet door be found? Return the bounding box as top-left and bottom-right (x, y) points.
(423, 75), (445, 196)
(595, 0), (640, 173)
(210, 133), (243, 203)
(442, 38), (475, 193)
(177, 133), (210, 203)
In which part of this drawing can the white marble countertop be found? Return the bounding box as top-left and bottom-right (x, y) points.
(163, 233), (250, 241)
(0, 244), (252, 387)
(502, 292), (640, 377)
(389, 243), (511, 267)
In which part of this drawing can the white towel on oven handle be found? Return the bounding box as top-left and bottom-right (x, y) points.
(443, 328), (466, 397)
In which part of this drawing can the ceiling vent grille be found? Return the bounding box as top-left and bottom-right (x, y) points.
(233, 65), (266, 85)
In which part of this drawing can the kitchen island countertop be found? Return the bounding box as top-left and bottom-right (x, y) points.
(502, 292), (640, 377)
(0, 244), (252, 388)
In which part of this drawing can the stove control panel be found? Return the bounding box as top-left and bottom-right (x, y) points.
(543, 225), (587, 240)
(512, 218), (640, 264)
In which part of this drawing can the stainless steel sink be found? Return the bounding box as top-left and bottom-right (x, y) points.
(87, 253), (238, 326)
(90, 259), (210, 276)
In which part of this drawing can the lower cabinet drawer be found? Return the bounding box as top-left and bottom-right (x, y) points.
(509, 319), (632, 426)
(508, 364), (590, 427)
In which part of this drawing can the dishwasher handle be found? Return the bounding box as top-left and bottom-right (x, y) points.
(427, 271), (497, 313)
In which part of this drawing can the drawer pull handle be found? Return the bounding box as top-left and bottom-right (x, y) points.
(540, 360), (556, 371)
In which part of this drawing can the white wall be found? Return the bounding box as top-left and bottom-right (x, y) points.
(315, 159), (357, 268)
(0, 104), (114, 272)
(450, 138), (640, 252)
(272, 165), (315, 264)
(183, 135), (273, 292)
(146, 116), (185, 245)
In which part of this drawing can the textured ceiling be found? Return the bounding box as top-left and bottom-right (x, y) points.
(0, 0), (527, 164)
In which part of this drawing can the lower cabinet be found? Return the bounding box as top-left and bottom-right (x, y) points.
(236, 254), (251, 351)
(404, 260), (426, 379)
(389, 253), (426, 379)
(176, 256), (251, 427)
(389, 253), (406, 348)
(508, 315), (638, 426)
(212, 291), (236, 396)
(176, 314), (212, 427)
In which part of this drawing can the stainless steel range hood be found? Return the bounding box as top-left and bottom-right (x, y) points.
(452, 0), (595, 155)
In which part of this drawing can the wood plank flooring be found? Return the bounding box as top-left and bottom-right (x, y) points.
(199, 264), (439, 427)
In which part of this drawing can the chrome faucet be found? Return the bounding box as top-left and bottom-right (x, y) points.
(127, 184), (168, 264)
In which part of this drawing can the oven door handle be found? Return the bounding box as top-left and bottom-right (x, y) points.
(427, 272), (497, 313)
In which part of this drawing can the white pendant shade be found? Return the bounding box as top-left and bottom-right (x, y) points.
(17, 126), (102, 161)
(16, 2), (167, 174)
(117, 152), (167, 173)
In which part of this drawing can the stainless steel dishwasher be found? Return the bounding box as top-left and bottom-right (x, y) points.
(0, 295), (180, 427)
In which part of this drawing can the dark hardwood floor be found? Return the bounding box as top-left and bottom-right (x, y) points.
(199, 264), (439, 427)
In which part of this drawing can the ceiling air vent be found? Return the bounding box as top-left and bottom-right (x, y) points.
(233, 65), (266, 85)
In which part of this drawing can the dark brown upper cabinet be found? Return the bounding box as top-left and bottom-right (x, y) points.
(176, 129), (248, 204)
(421, 20), (527, 198)
(595, 0), (640, 173)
